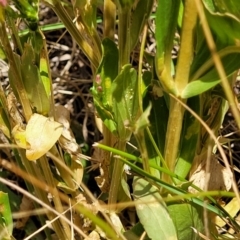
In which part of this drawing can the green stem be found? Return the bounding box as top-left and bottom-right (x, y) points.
(103, 0), (116, 39)
(175, 0), (198, 93)
(136, 24), (150, 172)
(108, 140), (126, 210)
(17, 150), (66, 239)
(39, 156), (71, 239)
(163, 100), (185, 184)
(118, 8), (131, 68)
(163, 0), (198, 184)
(107, 5), (131, 209)
(134, 130), (150, 172)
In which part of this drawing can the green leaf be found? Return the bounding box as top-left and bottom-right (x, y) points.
(130, 0), (154, 50)
(0, 192), (13, 238)
(175, 96), (200, 180)
(182, 53), (240, 98)
(203, 0), (240, 44)
(112, 64), (139, 140)
(39, 50), (51, 99)
(143, 80), (168, 154)
(204, 0), (240, 18)
(134, 103), (151, 134)
(21, 43), (50, 115)
(92, 38), (118, 134)
(133, 177), (177, 240)
(168, 202), (204, 240)
(93, 38), (118, 103)
(13, 0), (39, 30)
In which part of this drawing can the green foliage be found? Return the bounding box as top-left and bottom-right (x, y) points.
(91, 38), (118, 134)
(1, 0), (240, 239)
(0, 192), (14, 240)
(133, 177), (178, 240)
(168, 203), (204, 240)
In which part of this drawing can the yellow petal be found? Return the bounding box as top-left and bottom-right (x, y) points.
(12, 124), (29, 149)
(26, 114), (63, 160)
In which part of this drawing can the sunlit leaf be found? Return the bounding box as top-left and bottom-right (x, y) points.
(91, 38), (118, 134)
(168, 202), (204, 240)
(25, 113), (63, 160)
(182, 52), (240, 98)
(203, 0), (240, 44)
(21, 43), (50, 115)
(133, 177), (177, 240)
(112, 64), (139, 140)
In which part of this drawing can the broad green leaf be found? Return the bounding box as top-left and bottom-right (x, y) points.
(168, 203), (204, 240)
(25, 113), (63, 160)
(133, 177), (177, 240)
(143, 80), (168, 154)
(112, 64), (139, 141)
(95, 38), (118, 108)
(204, 0), (240, 18)
(182, 53), (240, 98)
(175, 96), (200, 179)
(21, 43), (50, 115)
(155, 0), (180, 94)
(39, 50), (51, 98)
(91, 38), (118, 134)
(203, 0), (240, 44)
(130, 0), (154, 51)
(182, 78), (219, 99)
(0, 192), (13, 237)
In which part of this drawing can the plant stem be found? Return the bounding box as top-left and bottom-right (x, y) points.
(134, 130), (150, 172)
(107, 5), (131, 209)
(18, 150), (66, 239)
(108, 140), (126, 210)
(103, 0), (116, 39)
(162, 0), (198, 184)
(136, 24), (150, 172)
(118, 8), (131, 68)
(39, 156), (71, 239)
